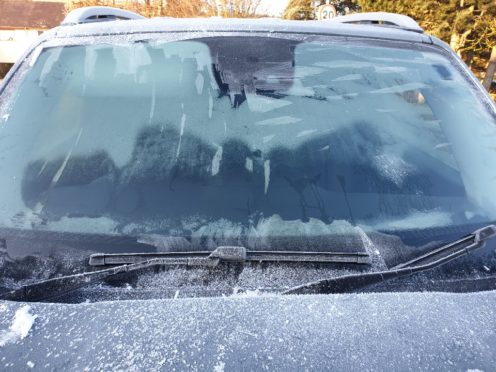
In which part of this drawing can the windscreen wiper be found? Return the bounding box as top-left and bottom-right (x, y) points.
(0, 247), (369, 302)
(283, 224), (496, 295)
(88, 247), (370, 266)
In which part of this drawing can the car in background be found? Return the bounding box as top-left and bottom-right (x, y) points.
(0, 7), (496, 371)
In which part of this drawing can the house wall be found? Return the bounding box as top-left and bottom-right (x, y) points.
(0, 30), (41, 64)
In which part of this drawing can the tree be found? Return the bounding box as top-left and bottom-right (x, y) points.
(284, 0), (495, 78)
(283, 0), (495, 98)
(67, 0), (264, 18)
(355, 0), (496, 72)
(283, 0), (360, 20)
(214, 0), (262, 17)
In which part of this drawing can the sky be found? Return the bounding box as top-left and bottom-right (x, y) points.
(258, 0), (290, 16)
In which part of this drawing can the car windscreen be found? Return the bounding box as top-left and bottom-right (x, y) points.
(1, 34), (496, 257)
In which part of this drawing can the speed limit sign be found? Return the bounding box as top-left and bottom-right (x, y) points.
(316, 4), (337, 20)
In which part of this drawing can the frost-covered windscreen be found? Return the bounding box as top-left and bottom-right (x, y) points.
(1, 35), (496, 254)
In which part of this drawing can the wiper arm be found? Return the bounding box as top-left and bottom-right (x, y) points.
(2, 253), (225, 302)
(1, 247), (369, 302)
(283, 225), (496, 295)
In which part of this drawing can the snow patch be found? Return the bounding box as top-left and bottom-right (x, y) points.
(175, 113), (186, 158)
(29, 46), (43, 67)
(0, 306), (37, 347)
(333, 74), (362, 82)
(255, 116), (301, 127)
(208, 94), (213, 118)
(264, 160), (270, 194)
(375, 108), (396, 113)
(254, 215), (356, 239)
(195, 73), (204, 95)
(285, 79), (315, 96)
(374, 66), (408, 73)
(371, 83), (426, 94)
(246, 94), (291, 113)
(293, 66), (326, 78)
(373, 154), (416, 187)
(434, 142), (451, 150)
(263, 134), (275, 143)
(211, 145), (223, 176)
(296, 129), (318, 138)
(213, 360), (225, 372)
(148, 81), (156, 124)
(231, 289), (271, 298)
(465, 211), (476, 220)
(40, 47), (62, 82)
(245, 157), (253, 173)
(355, 226), (387, 270)
(372, 211), (452, 230)
(314, 60), (372, 69)
(44, 216), (118, 234)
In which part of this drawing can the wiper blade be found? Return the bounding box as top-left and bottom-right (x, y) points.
(283, 225), (496, 295)
(0, 247), (369, 302)
(89, 247), (370, 266)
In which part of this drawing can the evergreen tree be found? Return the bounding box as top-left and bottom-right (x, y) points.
(283, 0), (495, 74)
(355, 0), (496, 70)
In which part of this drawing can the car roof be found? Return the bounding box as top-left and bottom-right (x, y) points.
(46, 17), (433, 45)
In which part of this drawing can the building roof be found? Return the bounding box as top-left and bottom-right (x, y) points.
(0, 0), (66, 30)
